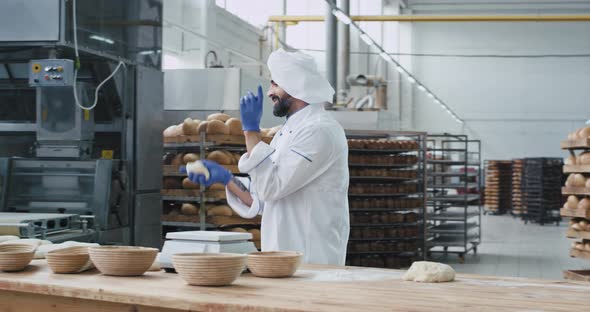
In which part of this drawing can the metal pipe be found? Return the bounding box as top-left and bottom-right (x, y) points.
(325, 0), (337, 104)
(269, 14), (590, 22)
(337, 0), (350, 105)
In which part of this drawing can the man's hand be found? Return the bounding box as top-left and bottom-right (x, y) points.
(179, 160), (232, 187)
(240, 85), (263, 132)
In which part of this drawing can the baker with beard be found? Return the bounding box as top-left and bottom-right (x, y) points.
(182, 49), (350, 265)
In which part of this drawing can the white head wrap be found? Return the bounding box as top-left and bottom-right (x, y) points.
(267, 49), (335, 104)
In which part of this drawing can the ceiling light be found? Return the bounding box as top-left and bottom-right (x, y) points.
(407, 76), (416, 84)
(332, 9), (352, 25)
(359, 33), (374, 47)
(396, 66), (405, 74)
(427, 92), (434, 98)
(417, 85), (426, 92)
(89, 35), (114, 45)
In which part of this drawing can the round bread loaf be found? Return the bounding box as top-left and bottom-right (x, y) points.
(226, 118), (243, 135)
(578, 127), (590, 139)
(566, 155), (576, 165)
(182, 178), (199, 189)
(207, 113), (232, 122)
(229, 227), (248, 233)
(568, 195), (580, 208)
(249, 229), (261, 241)
(207, 205), (233, 217)
(573, 174), (586, 187)
(579, 152), (590, 165)
(163, 125), (183, 137)
(180, 203), (199, 215)
(181, 118), (200, 135)
(183, 153), (199, 164)
(578, 198), (590, 210)
(206, 120), (230, 135)
(207, 150), (233, 165)
(197, 121), (209, 134)
(208, 183), (226, 191)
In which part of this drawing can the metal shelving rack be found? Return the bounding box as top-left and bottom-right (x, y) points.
(345, 130), (428, 269)
(426, 134), (482, 263)
(161, 132), (261, 245)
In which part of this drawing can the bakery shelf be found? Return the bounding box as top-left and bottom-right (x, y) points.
(350, 207), (424, 212)
(428, 171), (479, 177)
(349, 192), (422, 198)
(346, 251), (418, 256)
(160, 189), (226, 200)
(163, 164), (240, 176)
(428, 211), (480, 221)
(348, 148), (419, 154)
(563, 270), (590, 282)
(348, 163), (418, 168)
(428, 222), (479, 234)
(570, 248), (590, 261)
(566, 229), (590, 240)
(561, 186), (590, 195)
(429, 183), (479, 189)
(427, 234), (480, 247)
(350, 176), (419, 183)
(348, 236), (423, 242)
(161, 215), (262, 226)
(427, 160), (480, 166)
(563, 165), (590, 173)
(350, 222), (422, 228)
(560, 138), (590, 150)
(560, 207), (590, 219)
(428, 194), (481, 203)
(425, 133), (482, 261)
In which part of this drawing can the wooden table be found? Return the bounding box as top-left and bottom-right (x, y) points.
(1, 260), (589, 312)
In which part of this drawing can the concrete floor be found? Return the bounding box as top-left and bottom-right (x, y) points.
(431, 214), (588, 280)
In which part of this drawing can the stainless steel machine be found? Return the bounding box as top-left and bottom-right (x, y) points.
(0, 0), (163, 247)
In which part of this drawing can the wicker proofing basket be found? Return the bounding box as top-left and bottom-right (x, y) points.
(0, 244), (36, 272)
(247, 251), (302, 278)
(172, 253), (246, 286)
(89, 246), (158, 276)
(46, 246), (94, 274)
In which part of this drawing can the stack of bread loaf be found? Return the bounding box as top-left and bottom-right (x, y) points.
(162, 151), (241, 191)
(565, 152), (590, 166)
(349, 198), (423, 210)
(349, 168), (417, 178)
(570, 218), (590, 232)
(163, 203), (236, 218)
(348, 183), (417, 194)
(572, 240), (590, 253)
(511, 159), (524, 215)
(163, 113), (283, 140)
(349, 155), (418, 165)
(565, 173), (590, 189)
(567, 126), (590, 141)
(563, 195), (590, 211)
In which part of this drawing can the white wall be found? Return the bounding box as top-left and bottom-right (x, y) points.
(408, 0), (590, 160)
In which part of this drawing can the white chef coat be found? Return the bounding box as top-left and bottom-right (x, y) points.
(226, 104), (350, 265)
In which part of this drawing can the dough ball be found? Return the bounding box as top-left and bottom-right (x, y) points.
(186, 161), (210, 180)
(402, 261), (455, 283)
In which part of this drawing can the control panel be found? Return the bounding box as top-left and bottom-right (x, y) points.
(29, 59), (74, 87)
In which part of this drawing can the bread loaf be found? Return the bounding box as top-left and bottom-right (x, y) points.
(229, 227), (248, 233)
(206, 120), (230, 134)
(579, 152), (590, 165)
(181, 118), (200, 135)
(163, 125), (183, 137)
(207, 150), (233, 165)
(232, 153), (241, 164)
(182, 178), (199, 189)
(207, 113), (232, 122)
(226, 118), (243, 135)
(578, 198), (590, 210)
(197, 121), (209, 134)
(208, 183), (225, 191)
(171, 154), (185, 167)
(207, 205), (233, 217)
(568, 195), (580, 208)
(183, 153), (199, 164)
(578, 127), (590, 139)
(249, 229), (261, 241)
(566, 155), (576, 165)
(180, 203), (199, 215)
(573, 174), (586, 187)
(186, 161), (210, 180)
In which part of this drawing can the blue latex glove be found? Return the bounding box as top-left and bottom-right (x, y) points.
(240, 85), (264, 131)
(178, 160), (232, 187)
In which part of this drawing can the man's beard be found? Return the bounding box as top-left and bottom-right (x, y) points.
(272, 95), (293, 117)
